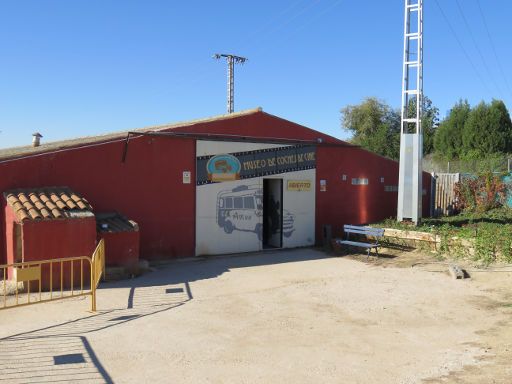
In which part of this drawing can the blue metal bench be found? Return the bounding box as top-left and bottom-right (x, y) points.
(335, 224), (385, 259)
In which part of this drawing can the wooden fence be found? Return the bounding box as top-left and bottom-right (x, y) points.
(432, 173), (460, 216)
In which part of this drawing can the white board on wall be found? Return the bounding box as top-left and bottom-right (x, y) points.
(268, 169), (316, 249)
(196, 180), (263, 256)
(195, 140), (316, 256)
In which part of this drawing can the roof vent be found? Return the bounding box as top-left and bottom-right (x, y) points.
(32, 132), (43, 147)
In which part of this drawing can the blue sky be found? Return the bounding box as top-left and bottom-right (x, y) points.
(0, 0), (511, 149)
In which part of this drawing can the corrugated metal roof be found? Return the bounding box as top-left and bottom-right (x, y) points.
(96, 212), (139, 233)
(0, 108), (263, 162)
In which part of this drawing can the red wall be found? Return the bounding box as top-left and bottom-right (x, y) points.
(6, 217), (97, 289)
(172, 112), (341, 144)
(316, 146), (431, 241)
(4, 205), (17, 265)
(0, 135), (196, 264)
(0, 111), (331, 264)
(0, 111), (432, 263)
(100, 231), (140, 267)
(22, 217), (97, 263)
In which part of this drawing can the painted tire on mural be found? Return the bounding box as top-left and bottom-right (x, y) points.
(223, 220), (234, 234)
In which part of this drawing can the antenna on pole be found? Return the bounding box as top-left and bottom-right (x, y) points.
(397, 0), (423, 225)
(213, 53), (248, 114)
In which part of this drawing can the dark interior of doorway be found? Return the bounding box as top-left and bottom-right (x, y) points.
(263, 179), (283, 249)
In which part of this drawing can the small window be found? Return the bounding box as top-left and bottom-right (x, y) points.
(219, 198), (224, 208)
(225, 197), (233, 208)
(243, 196), (255, 209)
(351, 178), (368, 185)
(234, 197), (244, 209)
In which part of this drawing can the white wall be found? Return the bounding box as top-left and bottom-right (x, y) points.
(195, 140), (315, 256)
(266, 169), (316, 249)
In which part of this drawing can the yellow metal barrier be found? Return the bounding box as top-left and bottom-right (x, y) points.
(0, 239), (105, 312)
(91, 239), (105, 312)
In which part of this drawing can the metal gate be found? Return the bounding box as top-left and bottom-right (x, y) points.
(0, 239), (105, 312)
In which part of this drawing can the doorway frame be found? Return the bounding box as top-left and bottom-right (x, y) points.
(262, 178), (284, 249)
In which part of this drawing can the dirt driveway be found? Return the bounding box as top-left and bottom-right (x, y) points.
(0, 248), (511, 383)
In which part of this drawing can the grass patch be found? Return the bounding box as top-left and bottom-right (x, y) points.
(376, 208), (512, 265)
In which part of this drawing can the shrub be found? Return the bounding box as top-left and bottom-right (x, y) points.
(454, 172), (508, 213)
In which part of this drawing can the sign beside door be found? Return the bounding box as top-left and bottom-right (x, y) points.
(287, 180), (312, 191)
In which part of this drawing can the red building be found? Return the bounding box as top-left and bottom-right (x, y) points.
(0, 108), (431, 264)
(3, 187), (97, 288)
(96, 212), (140, 268)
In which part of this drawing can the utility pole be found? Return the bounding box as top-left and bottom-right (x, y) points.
(397, 0), (423, 225)
(213, 53), (248, 114)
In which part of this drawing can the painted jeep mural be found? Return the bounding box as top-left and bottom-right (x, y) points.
(217, 185), (263, 239)
(216, 185), (295, 241)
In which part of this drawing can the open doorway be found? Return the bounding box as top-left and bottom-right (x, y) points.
(263, 179), (283, 248)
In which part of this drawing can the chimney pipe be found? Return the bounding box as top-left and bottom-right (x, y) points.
(32, 132), (42, 147)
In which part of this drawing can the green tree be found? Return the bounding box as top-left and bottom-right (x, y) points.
(433, 99), (471, 159)
(406, 96), (440, 155)
(341, 97), (400, 159)
(489, 100), (512, 153)
(461, 99), (512, 158)
(341, 96), (438, 159)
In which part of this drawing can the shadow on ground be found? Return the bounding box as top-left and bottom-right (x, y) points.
(0, 276), (192, 383)
(0, 248), (329, 383)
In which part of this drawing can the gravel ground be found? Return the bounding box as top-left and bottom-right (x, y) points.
(0, 248), (511, 383)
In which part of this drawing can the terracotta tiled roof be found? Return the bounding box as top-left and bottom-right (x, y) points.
(4, 187), (93, 221)
(96, 212), (139, 233)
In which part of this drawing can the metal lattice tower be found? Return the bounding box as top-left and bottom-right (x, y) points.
(397, 0), (423, 224)
(213, 53), (248, 114)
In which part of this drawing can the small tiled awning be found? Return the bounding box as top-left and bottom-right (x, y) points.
(96, 212), (139, 233)
(4, 187), (93, 221)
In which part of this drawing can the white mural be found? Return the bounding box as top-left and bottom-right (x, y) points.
(216, 184), (263, 240)
(195, 140), (316, 256)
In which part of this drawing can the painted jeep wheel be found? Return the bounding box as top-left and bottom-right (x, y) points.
(224, 220), (234, 234)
